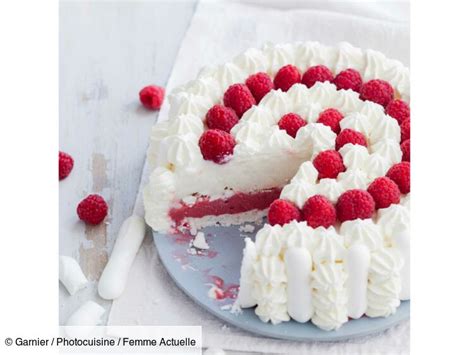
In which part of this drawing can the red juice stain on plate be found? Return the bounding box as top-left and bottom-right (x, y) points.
(223, 284), (239, 299)
(210, 275), (224, 289)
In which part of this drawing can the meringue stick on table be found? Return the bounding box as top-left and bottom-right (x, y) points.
(98, 215), (146, 300)
(66, 301), (105, 326)
(59, 256), (88, 295)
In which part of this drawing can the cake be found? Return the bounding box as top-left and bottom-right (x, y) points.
(143, 41), (410, 330)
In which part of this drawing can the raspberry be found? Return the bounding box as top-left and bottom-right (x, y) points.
(59, 151), (74, 180)
(205, 105), (239, 133)
(77, 194), (108, 225)
(267, 199), (301, 226)
(301, 65), (334, 88)
(317, 108), (344, 134)
(401, 118), (410, 142)
(245, 72), (273, 103)
(401, 139), (410, 162)
(223, 84), (256, 118)
(359, 79), (394, 107)
(385, 99), (410, 124)
(273, 65), (301, 92)
(386, 162), (410, 194)
(278, 113), (307, 138)
(336, 189), (375, 222)
(332, 69), (363, 92)
(367, 177), (401, 209)
(312, 150), (345, 179)
(302, 195), (336, 228)
(335, 129), (367, 150)
(139, 85), (165, 110)
(199, 129), (236, 164)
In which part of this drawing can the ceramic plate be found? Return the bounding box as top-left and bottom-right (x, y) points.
(153, 221), (409, 342)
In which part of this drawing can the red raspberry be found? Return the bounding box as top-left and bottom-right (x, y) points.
(273, 65), (301, 92)
(223, 84), (256, 118)
(312, 150), (345, 179)
(139, 85), (165, 110)
(302, 195), (336, 228)
(278, 113), (307, 138)
(336, 190), (375, 222)
(59, 151), (74, 180)
(386, 162), (410, 194)
(400, 118), (410, 142)
(205, 105), (239, 133)
(335, 129), (367, 150)
(332, 69), (363, 92)
(317, 108), (344, 134)
(367, 177), (401, 209)
(267, 199), (301, 226)
(245, 72), (273, 103)
(385, 99), (410, 124)
(359, 79), (394, 107)
(199, 129), (236, 164)
(77, 194), (108, 225)
(401, 139), (410, 162)
(301, 65), (334, 88)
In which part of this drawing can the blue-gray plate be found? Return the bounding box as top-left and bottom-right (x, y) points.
(153, 222), (409, 342)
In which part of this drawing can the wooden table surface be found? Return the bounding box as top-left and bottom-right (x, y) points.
(59, 0), (197, 324)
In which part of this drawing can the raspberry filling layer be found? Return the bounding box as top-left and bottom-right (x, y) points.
(169, 188), (282, 225)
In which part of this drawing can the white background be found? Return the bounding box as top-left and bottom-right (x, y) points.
(1, 0), (474, 354)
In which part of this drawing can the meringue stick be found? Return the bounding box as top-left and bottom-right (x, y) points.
(392, 229), (410, 300)
(66, 301), (105, 326)
(285, 247), (313, 323)
(346, 244), (370, 319)
(59, 256), (88, 295)
(98, 215), (146, 300)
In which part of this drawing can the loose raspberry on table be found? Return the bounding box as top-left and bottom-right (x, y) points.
(367, 177), (401, 209)
(385, 99), (410, 124)
(59, 151), (74, 180)
(278, 113), (307, 138)
(205, 105), (239, 133)
(273, 65), (301, 92)
(302, 195), (336, 228)
(199, 129), (236, 164)
(401, 139), (410, 161)
(301, 65), (334, 88)
(336, 189), (375, 222)
(386, 162), (410, 194)
(223, 84), (256, 118)
(312, 150), (346, 179)
(317, 108), (344, 134)
(401, 118), (410, 142)
(335, 129), (367, 151)
(139, 85), (165, 110)
(332, 69), (363, 92)
(245, 72), (273, 103)
(77, 194), (108, 225)
(359, 79), (394, 107)
(267, 199), (301, 226)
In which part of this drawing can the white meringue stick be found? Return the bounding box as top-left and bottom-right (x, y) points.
(392, 229), (410, 300)
(237, 238), (257, 308)
(346, 244), (370, 319)
(66, 301), (105, 326)
(59, 256), (88, 295)
(285, 247), (313, 323)
(98, 215), (146, 300)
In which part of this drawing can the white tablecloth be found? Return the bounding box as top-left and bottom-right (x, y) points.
(108, 1), (410, 353)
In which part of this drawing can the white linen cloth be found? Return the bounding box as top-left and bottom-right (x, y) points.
(108, 1), (410, 353)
